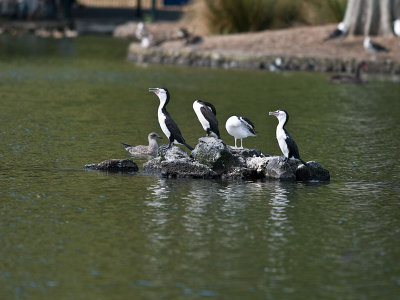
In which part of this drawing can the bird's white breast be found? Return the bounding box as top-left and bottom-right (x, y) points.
(226, 116), (253, 139)
(276, 127), (289, 158)
(193, 101), (210, 131)
(158, 108), (170, 138)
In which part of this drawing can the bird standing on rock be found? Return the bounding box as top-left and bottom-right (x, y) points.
(193, 100), (220, 138)
(225, 116), (256, 148)
(149, 87), (194, 151)
(123, 132), (163, 156)
(269, 110), (306, 165)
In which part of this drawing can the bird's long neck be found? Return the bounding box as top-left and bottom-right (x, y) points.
(157, 95), (168, 115)
(276, 117), (287, 137)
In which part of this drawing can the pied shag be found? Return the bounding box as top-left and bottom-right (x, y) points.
(123, 132), (163, 156)
(225, 115), (256, 148)
(324, 22), (347, 42)
(149, 87), (194, 151)
(269, 110), (306, 165)
(193, 100), (220, 138)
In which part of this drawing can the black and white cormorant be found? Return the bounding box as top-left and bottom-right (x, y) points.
(149, 87), (194, 151)
(225, 115), (256, 148)
(324, 22), (347, 42)
(330, 61), (368, 84)
(193, 100), (220, 138)
(363, 37), (389, 56)
(269, 110), (306, 165)
(122, 132), (163, 156)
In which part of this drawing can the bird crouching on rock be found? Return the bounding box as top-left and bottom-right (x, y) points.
(269, 110), (307, 165)
(123, 132), (163, 156)
(149, 87), (194, 151)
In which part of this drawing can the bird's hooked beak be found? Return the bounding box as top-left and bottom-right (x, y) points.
(149, 88), (159, 94)
(269, 111), (279, 117)
(156, 134), (163, 139)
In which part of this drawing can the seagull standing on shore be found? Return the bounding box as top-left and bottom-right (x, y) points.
(225, 116), (256, 148)
(149, 87), (194, 151)
(363, 37), (389, 59)
(323, 22), (347, 42)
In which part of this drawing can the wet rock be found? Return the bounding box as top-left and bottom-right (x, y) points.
(158, 144), (189, 160)
(191, 137), (238, 173)
(84, 159), (138, 172)
(296, 161), (330, 182)
(143, 145), (216, 178)
(160, 159), (218, 179)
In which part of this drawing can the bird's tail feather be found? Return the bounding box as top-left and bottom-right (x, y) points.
(122, 143), (131, 149)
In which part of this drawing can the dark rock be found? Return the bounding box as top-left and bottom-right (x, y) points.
(296, 161), (330, 182)
(84, 159), (138, 172)
(191, 137), (238, 173)
(160, 159), (218, 179)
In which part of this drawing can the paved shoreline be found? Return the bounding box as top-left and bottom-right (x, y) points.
(127, 43), (400, 74)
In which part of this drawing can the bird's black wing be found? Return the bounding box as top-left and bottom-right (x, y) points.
(285, 133), (301, 160)
(202, 101), (217, 115)
(164, 111), (185, 143)
(239, 116), (256, 135)
(371, 41), (389, 52)
(324, 29), (343, 41)
(200, 106), (220, 138)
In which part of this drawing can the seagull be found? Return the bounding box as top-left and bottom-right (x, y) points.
(363, 36), (389, 58)
(324, 22), (347, 42)
(122, 132), (163, 156)
(225, 116), (256, 148)
(149, 87), (194, 151)
(193, 100), (220, 138)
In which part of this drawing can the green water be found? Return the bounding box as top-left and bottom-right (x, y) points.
(0, 35), (399, 300)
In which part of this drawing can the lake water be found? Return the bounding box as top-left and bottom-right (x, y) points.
(0, 35), (399, 300)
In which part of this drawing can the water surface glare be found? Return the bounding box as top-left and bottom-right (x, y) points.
(0, 36), (399, 300)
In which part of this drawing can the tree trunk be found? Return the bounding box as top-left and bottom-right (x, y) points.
(343, 0), (400, 36)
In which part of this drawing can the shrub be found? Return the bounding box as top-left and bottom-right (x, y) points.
(195, 0), (348, 34)
(203, 0), (277, 34)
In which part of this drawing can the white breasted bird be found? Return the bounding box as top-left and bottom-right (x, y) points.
(193, 100), (220, 138)
(324, 22), (347, 42)
(269, 110), (306, 165)
(225, 115), (256, 148)
(123, 132), (163, 156)
(363, 37), (389, 56)
(149, 87), (193, 151)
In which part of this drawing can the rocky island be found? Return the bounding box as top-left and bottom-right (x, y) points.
(85, 137), (330, 182)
